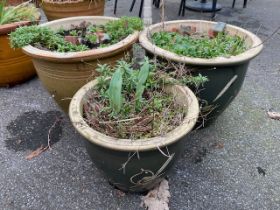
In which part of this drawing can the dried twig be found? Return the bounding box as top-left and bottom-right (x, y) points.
(26, 145), (48, 160)
(118, 152), (137, 174)
(47, 117), (62, 150)
(99, 117), (142, 124)
(25, 116), (62, 160)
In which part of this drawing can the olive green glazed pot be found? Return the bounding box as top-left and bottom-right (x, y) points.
(22, 16), (139, 112)
(69, 80), (199, 192)
(139, 20), (263, 128)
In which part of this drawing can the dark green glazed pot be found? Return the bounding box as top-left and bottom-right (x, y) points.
(190, 62), (249, 127)
(69, 80), (199, 192)
(83, 138), (183, 192)
(139, 20), (263, 128)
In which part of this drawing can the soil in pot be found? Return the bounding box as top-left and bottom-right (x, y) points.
(140, 20), (263, 128)
(0, 2), (40, 86)
(40, 0), (105, 21)
(83, 59), (186, 139)
(69, 58), (199, 192)
(8, 16), (142, 111)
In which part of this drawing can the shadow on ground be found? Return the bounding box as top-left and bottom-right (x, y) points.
(5, 110), (63, 152)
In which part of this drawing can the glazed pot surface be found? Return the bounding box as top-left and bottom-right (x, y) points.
(69, 80), (199, 192)
(84, 139), (183, 192)
(140, 20), (263, 127)
(0, 21), (36, 86)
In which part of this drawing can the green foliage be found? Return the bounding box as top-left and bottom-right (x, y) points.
(85, 34), (97, 43)
(87, 25), (97, 33)
(69, 30), (78, 36)
(0, 1), (5, 24)
(9, 17), (143, 52)
(94, 58), (158, 117)
(85, 58), (187, 139)
(181, 73), (209, 88)
(151, 31), (247, 58)
(9, 25), (89, 52)
(135, 58), (150, 109)
(108, 68), (123, 114)
(0, 2), (40, 25)
(105, 16), (143, 44)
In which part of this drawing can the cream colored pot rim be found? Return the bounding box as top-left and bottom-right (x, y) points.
(22, 16), (139, 62)
(69, 80), (199, 152)
(139, 20), (263, 66)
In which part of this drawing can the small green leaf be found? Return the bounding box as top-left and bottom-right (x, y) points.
(135, 84), (145, 110)
(138, 59), (150, 85)
(108, 68), (123, 114)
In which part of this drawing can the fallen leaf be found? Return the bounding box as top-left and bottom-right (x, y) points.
(115, 189), (126, 197)
(213, 142), (224, 149)
(16, 139), (22, 145)
(140, 179), (170, 210)
(25, 145), (48, 160)
(267, 111), (280, 120)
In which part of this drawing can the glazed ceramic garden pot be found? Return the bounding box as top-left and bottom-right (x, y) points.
(0, 21), (36, 86)
(22, 16), (139, 112)
(40, 0), (105, 21)
(139, 20), (263, 128)
(69, 80), (199, 192)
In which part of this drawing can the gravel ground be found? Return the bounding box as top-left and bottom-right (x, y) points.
(1, 0), (280, 209)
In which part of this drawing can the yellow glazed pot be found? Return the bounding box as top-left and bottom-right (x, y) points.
(22, 16), (140, 112)
(0, 21), (36, 87)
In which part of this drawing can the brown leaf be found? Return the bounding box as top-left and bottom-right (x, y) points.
(213, 142), (224, 149)
(115, 189), (126, 198)
(267, 111), (280, 120)
(16, 139), (22, 145)
(25, 145), (48, 160)
(140, 179), (170, 210)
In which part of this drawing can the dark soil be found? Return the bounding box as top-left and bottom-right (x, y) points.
(83, 88), (186, 140)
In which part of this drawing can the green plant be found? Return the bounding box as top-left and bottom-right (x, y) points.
(151, 31), (247, 58)
(87, 25), (97, 33)
(9, 17), (143, 52)
(0, 1), (40, 25)
(84, 58), (186, 139)
(9, 25), (89, 52)
(182, 73), (208, 88)
(69, 30), (78, 36)
(85, 34), (98, 43)
(105, 16), (143, 44)
(57, 27), (65, 35)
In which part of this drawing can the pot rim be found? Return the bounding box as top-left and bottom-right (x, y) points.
(22, 16), (139, 62)
(69, 80), (199, 152)
(0, 21), (34, 35)
(139, 20), (263, 66)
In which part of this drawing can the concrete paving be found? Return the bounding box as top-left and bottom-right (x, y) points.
(1, 0), (280, 209)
